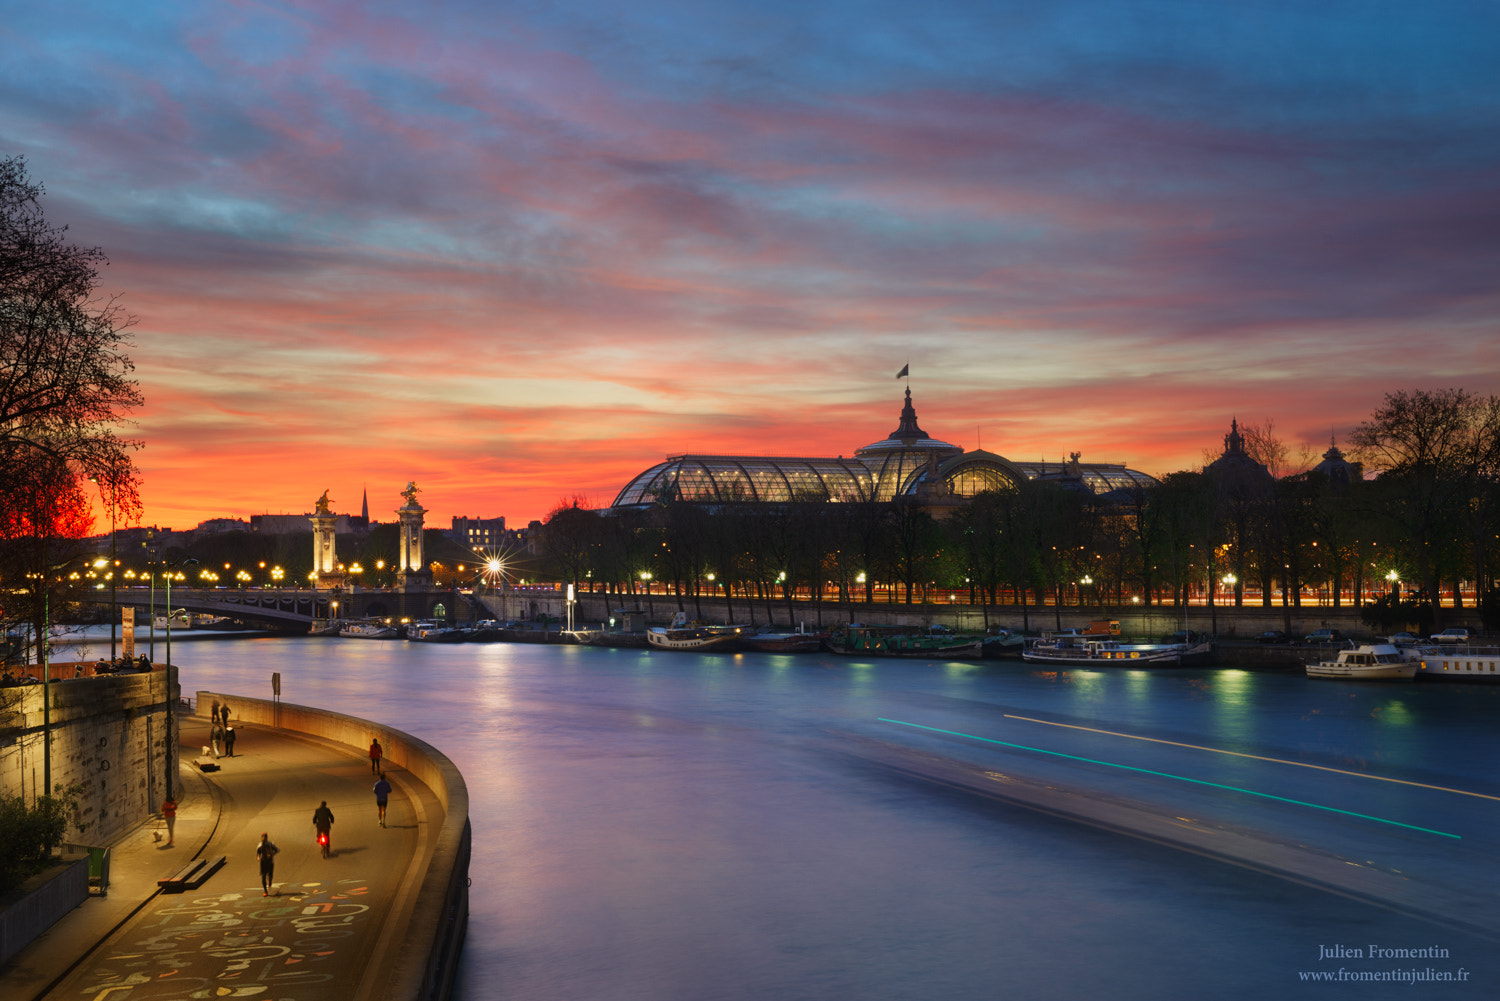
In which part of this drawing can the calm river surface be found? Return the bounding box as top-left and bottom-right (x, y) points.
(139, 634), (1500, 999)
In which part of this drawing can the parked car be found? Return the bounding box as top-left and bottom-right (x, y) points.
(1430, 628), (1472, 644)
(1256, 630), (1290, 644)
(1304, 628), (1345, 644)
(1386, 632), (1421, 646)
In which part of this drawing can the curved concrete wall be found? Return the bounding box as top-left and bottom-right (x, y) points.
(197, 692), (469, 1001)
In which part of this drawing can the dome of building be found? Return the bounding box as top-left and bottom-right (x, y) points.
(1311, 436), (1362, 485)
(852, 386), (964, 501)
(1205, 419), (1272, 485)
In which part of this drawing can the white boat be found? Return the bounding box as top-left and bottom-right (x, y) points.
(341, 619), (400, 639)
(1306, 643), (1416, 680)
(408, 620), (465, 643)
(646, 613), (747, 652)
(1409, 645), (1500, 682)
(1022, 635), (1212, 667)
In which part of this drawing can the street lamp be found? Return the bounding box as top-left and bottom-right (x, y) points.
(480, 557), (506, 619)
(162, 558), (197, 802)
(87, 473), (118, 661)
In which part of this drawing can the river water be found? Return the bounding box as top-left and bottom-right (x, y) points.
(131, 635), (1500, 999)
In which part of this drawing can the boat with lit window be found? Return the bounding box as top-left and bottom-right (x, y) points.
(1022, 634), (1212, 667)
(1306, 643), (1416, 681)
(826, 624), (984, 659)
(407, 620), (466, 643)
(646, 613), (748, 652)
(340, 618), (400, 639)
(1409, 644), (1500, 682)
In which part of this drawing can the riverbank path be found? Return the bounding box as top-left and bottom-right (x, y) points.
(4, 711), (445, 1001)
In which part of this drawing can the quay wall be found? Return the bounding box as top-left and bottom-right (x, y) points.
(195, 692), (469, 1001)
(0, 671), (178, 845)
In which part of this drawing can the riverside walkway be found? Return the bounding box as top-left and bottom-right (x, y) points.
(4, 710), (455, 1001)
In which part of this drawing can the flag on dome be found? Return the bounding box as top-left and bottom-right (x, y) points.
(895, 364), (909, 379)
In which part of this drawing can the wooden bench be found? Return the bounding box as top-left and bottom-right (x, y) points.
(157, 855), (226, 893)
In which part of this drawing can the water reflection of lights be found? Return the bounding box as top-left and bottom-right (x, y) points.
(1372, 701), (1412, 726)
(943, 662), (985, 681)
(1214, 670), (1251, 704)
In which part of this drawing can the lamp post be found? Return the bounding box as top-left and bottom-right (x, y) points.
(37, 572), (54, 801)
(484, 558), (504, 620)
(162, 558), (197, 801)
(88, 473), (118, 662)
(147, 566), (156, 662)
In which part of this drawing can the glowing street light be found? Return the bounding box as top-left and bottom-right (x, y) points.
(639, 571), (654, 618)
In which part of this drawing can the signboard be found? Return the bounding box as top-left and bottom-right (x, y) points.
(272, 671), (281, 697)
(122, 606), (135, 659)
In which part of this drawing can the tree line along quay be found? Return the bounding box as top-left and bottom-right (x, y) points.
(534, 393), (1500, 638)
(36, 384), (1500, 645)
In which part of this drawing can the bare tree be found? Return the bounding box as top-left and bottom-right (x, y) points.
(1, 157), (142, 473)
(1348, 388), (1500, 626)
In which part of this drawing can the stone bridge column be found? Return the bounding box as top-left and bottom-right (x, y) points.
(309, 490), (345, 590)
(397, 481), (433, 591)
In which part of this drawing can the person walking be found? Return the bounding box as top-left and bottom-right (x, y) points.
(256, 832), (279, 895)
(219, 701), (232, 727)
(312, 801), (335, 857)
(161, 796), (177, 847)
(372, 774), (391, 827)
(369, 738), (383, 774)
(224, 725), (236, 757)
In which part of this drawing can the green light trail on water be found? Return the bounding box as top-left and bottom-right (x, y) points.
(876, 718), (1461, 840)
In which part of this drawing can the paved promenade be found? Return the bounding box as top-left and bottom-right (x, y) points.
(3, 712), (445, 1001)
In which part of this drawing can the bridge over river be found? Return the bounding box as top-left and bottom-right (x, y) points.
(88, 585), (503, 629)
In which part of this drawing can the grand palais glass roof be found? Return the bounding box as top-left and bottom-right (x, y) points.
(609, 388), (1157, 509)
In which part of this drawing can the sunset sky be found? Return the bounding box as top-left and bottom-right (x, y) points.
(5, 1), (1498, 531)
